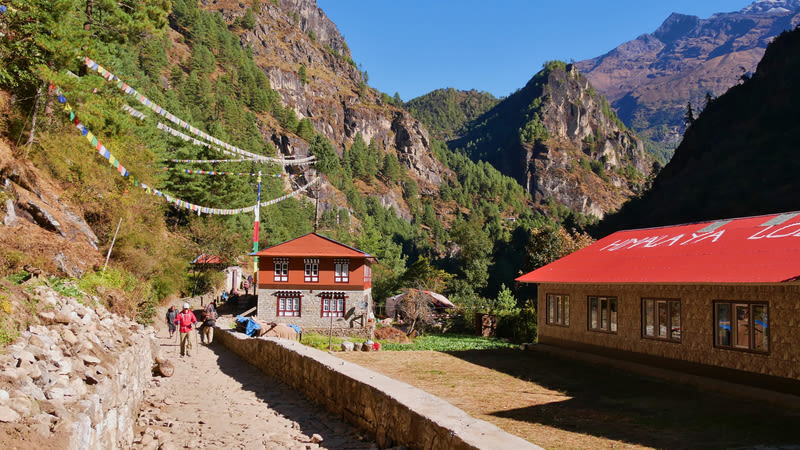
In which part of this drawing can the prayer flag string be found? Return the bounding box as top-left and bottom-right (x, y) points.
(83, 56), (316, 167)
(160, 167), (299, 178)
(51, 84), (319, 216)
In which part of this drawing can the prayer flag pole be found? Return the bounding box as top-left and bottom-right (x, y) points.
(253, 171), (261, 289)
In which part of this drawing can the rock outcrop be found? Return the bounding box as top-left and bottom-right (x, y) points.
(0, 140), (101, 277)
(451, 63), (652, 220)
(211, 0), (452, 220)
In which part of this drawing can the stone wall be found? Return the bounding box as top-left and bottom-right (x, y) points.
(537, 283), (800, 382)
(215, 328), (540, 450)
(257, 287), (372, 329)
(0, 286), (155, 449)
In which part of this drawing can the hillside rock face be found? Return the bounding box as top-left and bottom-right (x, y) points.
(576, 0), (800, 157)
(210, 0), (450, 216)
(0, 139), (101, 277)
(451, 63), (651, 220)
(596, 26), (800, 234)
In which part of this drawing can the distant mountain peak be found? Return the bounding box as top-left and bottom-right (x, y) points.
(740, 0), (800, 14)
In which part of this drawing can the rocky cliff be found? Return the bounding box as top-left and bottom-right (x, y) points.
(576, 0), (800, 160)
(208, 0), (450, 217)
(450, 62), (652, 220)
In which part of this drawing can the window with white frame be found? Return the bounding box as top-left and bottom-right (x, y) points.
(363, 265), (372, 282)
(642, 298), (681, 341)
(588, 296), (617, 333)
(546, 294), (570, 326)
(304, 258), (319, 282)
(321, 293), (346, 317)
(277, 293), (301, 317)
(273, 258), (288, 282)
(334, 259), (349, 283)
(714, 301), (768, 352)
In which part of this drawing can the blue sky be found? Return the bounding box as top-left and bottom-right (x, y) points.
(317, 0), (755, 101)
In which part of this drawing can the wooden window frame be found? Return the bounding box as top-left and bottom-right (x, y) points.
(321, 293), (346, 318)
(587, 296), (618, 334)
(277, 294), (301, 317)
(273, 258), (288, 282)
(545, 293), (570, 327)
(334, 259), (349, 283)
(713, 300), (769, 354)
(641, 298), (681, 343)
(304, 258), (319, 283)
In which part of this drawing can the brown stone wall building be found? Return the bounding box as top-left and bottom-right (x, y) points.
(518, 212), (800, 394)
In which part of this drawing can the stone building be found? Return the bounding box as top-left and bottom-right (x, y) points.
(253, 232), (375, 333)
(517, 211), (800, 394)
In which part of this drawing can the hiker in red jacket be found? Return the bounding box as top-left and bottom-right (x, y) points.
(175, 302), (198, 357)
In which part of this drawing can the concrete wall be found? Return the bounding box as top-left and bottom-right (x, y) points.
(537, 283), (800, 382)
(215, 328), (540, 450)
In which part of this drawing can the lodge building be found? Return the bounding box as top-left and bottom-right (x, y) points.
(516, 211), (800, 394)
(252, 232), (375, 334)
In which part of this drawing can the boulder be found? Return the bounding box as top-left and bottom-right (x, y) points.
(340, 341), (354, 352)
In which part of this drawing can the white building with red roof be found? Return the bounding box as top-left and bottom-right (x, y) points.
(516, 211), (800, 394)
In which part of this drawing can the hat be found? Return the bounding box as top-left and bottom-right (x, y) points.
(183, 302), (190, 309)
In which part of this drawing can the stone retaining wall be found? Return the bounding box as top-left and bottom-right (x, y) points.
(0, 286), (155, 449)
(216, 327), (540, 450)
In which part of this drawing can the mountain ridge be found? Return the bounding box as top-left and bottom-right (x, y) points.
(576, 0), (800, 160)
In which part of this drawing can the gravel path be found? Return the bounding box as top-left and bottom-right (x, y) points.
(132, 308), (377, 450)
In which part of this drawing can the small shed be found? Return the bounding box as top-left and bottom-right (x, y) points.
(386, 289), (454, 318)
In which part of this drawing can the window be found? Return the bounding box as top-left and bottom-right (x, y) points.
(715, 301), (768, 352)
(588, 296), (617, 333)
(642, 299), (681, 341)
(363, 265), (372, 283)
(321, 293), (346, 317)
(546, 294), (570, 326)
(277, 294), (301, 317)
(334, 259), (349, 283)
(273, 258), (288, 282)
(304, 258), (319, 283)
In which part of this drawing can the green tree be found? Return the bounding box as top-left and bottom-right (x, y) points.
(492, 284), (518, 313)
(381, 153), (402, 181)
(299, 63), (307, 85)
(241, 8), (256, 30)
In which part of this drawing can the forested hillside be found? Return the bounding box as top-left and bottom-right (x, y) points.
(0, 0), (591, 333)
(596, 26), (800, 235)
(405, 88), (498, 141)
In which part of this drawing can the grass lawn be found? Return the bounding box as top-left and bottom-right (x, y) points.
(300, 332), (515, 352)
(339, 348), (800, 449)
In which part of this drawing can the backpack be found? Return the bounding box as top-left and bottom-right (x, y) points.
(204, 306), (217, 321)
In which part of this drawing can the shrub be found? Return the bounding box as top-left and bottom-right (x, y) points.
(495, 300), (537, 343)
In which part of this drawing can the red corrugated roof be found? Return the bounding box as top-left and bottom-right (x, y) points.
(253, 232), (373, 259)
(192, 254), (225, 265)
(516, 211), (800, 284)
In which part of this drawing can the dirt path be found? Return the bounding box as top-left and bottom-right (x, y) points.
(133, 306), (376, 450)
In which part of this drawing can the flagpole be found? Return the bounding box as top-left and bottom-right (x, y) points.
(253, 171), (261, 290)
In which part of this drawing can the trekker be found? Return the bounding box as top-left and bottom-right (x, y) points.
(175, 302), (197, 357)
(243, 278), (250, 296)
(166, 305), (177, 338)
(200, 301), (217, 344)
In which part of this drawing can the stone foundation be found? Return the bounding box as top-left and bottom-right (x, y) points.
(215, 328), (540, 449)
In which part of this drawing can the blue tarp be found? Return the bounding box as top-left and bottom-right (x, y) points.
(288, 325), (301, 335)
(235, 315), (261, 337)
